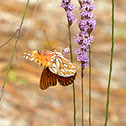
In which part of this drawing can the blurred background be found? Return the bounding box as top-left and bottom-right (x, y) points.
(0, 0), (126, 126)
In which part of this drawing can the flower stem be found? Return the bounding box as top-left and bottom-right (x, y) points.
(68, 23), (73, 63)
(0, 0), (30, 101)
(81, 63), (84, 126)
(68, 22), (76, 126)
(89, 45), (91, 126)
(104, 0), (114, 125)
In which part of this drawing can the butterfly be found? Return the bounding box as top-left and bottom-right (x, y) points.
(23, 49), (77, 90)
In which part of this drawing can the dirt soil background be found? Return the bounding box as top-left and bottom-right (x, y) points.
(0, 0), (126, 126)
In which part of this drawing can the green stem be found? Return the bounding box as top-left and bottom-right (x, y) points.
(104, 0), (114, 125)
(81, 63), (84, 126)
(68, 23), (73, 63)
(68, 22), (76, 126)
(72, 81), (76, 126)
(89, 45), (91, 126)
(0, 0), (30, 101)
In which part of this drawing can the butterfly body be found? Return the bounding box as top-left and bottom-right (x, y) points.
(23, 50), (76, 90)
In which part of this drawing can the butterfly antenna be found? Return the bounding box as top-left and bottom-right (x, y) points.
(43, 31), (52, 50)
(0, 29), (19, 48)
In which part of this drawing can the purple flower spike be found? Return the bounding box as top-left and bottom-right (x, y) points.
(61, 0), (76, 25)
(75, 0), (96, 69)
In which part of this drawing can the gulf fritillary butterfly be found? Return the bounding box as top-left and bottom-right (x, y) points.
(23, 49), (77, 90)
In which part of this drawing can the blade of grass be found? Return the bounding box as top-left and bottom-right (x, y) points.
(104, 0), (114, 125)
(68, 21), (76, 126)
(0, 0), (30, 101)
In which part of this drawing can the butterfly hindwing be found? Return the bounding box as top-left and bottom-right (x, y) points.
(23, 50), (53, 67)
(57, 73), (77, 86)
(48, 52), (76, 77)
(40, 68), (57, 90)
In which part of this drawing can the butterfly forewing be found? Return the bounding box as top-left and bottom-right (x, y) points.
(48, 52), (76, 77)
(23, 50), (53, 67)
(40, 68), (57, 90)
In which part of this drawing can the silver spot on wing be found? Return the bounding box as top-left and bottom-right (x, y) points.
(52, 63), (56, 68)
(56, 58), (60, 68)
(61, 69), (65, 72)
(25, 56), (29, 60)
(60, 72), (63, 76)
(30, 58), (35, 61)
(64, 74), (71, 77)
(50, 59), (54, 62)
(33, 51), (37, 53)
(55, 52), (62, 56)
(51, 54), (56, 59)
(68, 62), (72, 65)
(57, 58), (63, 63)
(68, 69), (76, 74)
(28, 53), (31, 56)
(52, 68), (57, 74)
(60, 55), (68, 61)
(64, 64), (68, 67)
(71, 65), (75, 68)
(63, 68), (68, 72)
(49, 68), (54, 73)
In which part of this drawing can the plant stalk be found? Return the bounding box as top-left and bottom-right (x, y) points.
(0, 0), (30, 101)
(89, 45), (91, 126)
(68, 21), (76, 126)
(81, 63), (84, 126)
(104, 0), (114, 125)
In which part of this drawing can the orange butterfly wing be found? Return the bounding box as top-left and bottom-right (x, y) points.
(40, 68), (57, 90)
(23, 50), (53, 67)
(57, 73), (77, 86)
(23, 50), (77, 90)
